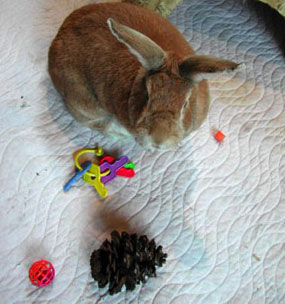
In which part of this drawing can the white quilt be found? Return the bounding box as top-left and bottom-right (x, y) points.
(0, 0), (284, 303)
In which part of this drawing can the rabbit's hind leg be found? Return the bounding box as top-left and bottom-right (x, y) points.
(66, 98), (110, 132)
(64, 82), (110, 132)
(62, 76), (132, 138)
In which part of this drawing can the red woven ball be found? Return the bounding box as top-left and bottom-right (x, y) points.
(29, 260), (55, 288)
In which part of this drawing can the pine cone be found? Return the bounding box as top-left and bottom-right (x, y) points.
(90, 231), (167, 295)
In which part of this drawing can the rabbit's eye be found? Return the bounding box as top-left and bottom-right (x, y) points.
(180, 88), (192, 120)
(183, 100), (189, 109)
(183, 88), (192, 108)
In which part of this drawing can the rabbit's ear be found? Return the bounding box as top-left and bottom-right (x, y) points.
(179, 56), (242, 82)
(107, 18), (166, 71)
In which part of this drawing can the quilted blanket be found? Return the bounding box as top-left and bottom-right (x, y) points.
(0, 0), (284, 303)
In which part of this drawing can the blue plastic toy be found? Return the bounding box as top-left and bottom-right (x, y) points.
(63, 161), (92, 192)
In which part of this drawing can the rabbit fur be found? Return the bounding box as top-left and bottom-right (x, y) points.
(48, 2), (239, 151)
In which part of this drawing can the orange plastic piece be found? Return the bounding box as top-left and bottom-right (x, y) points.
(214, 131), (225, 143)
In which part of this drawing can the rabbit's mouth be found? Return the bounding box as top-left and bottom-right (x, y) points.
(138, 133), (180, 152)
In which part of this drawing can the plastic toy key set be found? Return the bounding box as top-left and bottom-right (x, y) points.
(64, 147), (135, 198)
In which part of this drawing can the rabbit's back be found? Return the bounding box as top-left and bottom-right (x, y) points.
(48, 2), (194, 125)
(54, 2), (193, 59)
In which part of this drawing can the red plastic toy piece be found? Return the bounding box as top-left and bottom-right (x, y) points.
(99, 156), (115, 165)
(29, 260), (55, 288)
(214, 131), (225, 143)
(99, 156), (135, 178)
(117, 167), (135, 178)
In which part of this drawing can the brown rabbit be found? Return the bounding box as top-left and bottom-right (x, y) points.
(48, 2), (239, 151)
